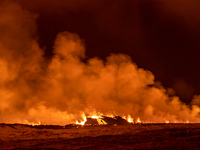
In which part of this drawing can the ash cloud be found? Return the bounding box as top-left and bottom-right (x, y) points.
(0, 0), (200, 125)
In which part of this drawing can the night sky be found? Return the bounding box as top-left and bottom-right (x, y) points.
(15, 0), (200, 104)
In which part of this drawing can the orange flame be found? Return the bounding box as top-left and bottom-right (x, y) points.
(32, 121), (41, 126)
(23, 120), (41, 126)
(75, 113), (87, 126)
(165, 121), (169, 124)
(123, 115), (134, 123)
(137, 118), (141, 123)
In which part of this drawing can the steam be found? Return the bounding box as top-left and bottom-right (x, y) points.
(0, 1), (200, 125)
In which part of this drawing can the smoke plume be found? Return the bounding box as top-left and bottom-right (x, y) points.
(0, 1), (200, 125)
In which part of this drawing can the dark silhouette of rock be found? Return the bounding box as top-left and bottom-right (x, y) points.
(101, 115), (129, 125)
(85, 118), (98, 125)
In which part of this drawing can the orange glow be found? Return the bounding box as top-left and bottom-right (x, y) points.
(75, 112), (196, 125)
(91, 115), (99, 119)
(23, 120), (41, 126)
(127, 115), (134, 123)
(90, 114), (106, 125)
(137, 118), (141, 123)
(88, 112), (108, 125)
(123, 115), (134, 123)
(32, 121), (41, 126)
(75, 111), (109, 126)
(1, 1), (200, 125)
(75, 113), (87, 126)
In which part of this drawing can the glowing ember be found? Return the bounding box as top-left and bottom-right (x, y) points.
(76, 113), (87, 126)
(123, 115), (134, 123)
(23, 120), (41, 126)
(32, 121), (41, 126)
(74, 111), (195, 125)
(99, 119), (107, 124)
(137, 118), (141, 123)
(91, 114), (100, 119)
(90, 114), (106, 125)
(127, 115), (134, 123)
(165, 121), (169, 124)
(75, 111), (134, 125)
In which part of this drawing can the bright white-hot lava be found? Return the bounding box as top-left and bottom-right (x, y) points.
(75, 113), (87, 125)
(75, 111), (107, 125)
(123, 115), (134, 123)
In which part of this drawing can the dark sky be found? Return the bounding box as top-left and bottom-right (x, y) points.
(15, 0), (200, 104)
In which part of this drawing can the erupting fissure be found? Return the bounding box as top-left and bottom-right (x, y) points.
(74, 110), (194, 126)
(75, 111), (138, 126)
(1, 1), (200, 125)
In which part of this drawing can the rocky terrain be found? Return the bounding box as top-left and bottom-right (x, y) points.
(0, 123), (200, 149)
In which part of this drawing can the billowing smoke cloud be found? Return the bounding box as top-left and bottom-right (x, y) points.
(0, 1), (200, 125)
(0, 0), (44, 123)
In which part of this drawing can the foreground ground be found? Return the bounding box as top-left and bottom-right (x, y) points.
(0, 123), (200, 149)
